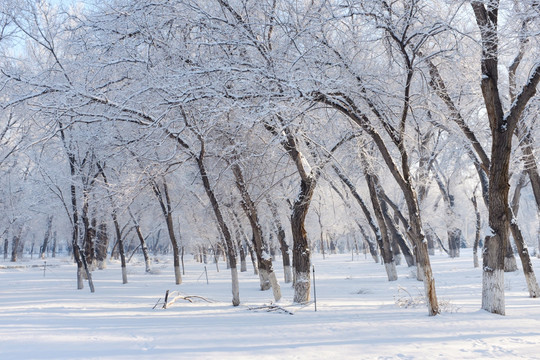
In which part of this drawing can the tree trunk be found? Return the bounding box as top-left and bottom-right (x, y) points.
(40, 215), (53, 259)
(447, 228), (462, 259)
(364, 168), (397, 281)
(504, 236), (517, 272)
(96, 163), (128, 284)
(231, 164), (281, 301)
(316, 210), (326, 260)
(246, 240), (258, 275)
(471, 193), (481, 268)
(4, 238), (8, 260)
(471, 2), (540, 315)
(10, 227), (22, 263)
(291, 185), (313, 303)
(73, 244), (84, 290)
(381, 199), (414, 267)
(238, 240), (247, 272)
(166, 211), (181, 285)
(130, 210), (151, 272)
(51, 231), (57, 258)
(95, 223), (109, 269)
(197, 152), (239, 306)
(10, 235), (19, 262)
(357, 224), (379, 263)
(265, 197), (293, 282)
(82, 194), (96, 270)
(230, 211), (249, 273)
(509, 172), (540, 297)
(510, 218), (540, 297)
(482, 128), (511, 315)
(112, 213), (128, 285)
(150, 178), (181, 285)
(277, 226), (292, 283)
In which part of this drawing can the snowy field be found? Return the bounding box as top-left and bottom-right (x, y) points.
(2, 249), (540, 360)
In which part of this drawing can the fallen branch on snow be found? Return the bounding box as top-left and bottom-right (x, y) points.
(247, 304), (294, 315)
(153, 290), (214, 309)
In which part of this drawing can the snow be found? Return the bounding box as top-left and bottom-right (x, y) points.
(2, 250), (540, 359)
(484, 226), (495, 238)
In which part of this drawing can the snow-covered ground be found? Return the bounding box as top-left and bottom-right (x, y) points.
(2, 249), (540, 359)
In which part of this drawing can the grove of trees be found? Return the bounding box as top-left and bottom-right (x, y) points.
(0, 0), (539, 316)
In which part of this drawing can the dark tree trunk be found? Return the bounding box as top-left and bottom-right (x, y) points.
(364, 167), (397, 281)
(60, 124), (93, 291)
(290, 178), (315, 303)
(231, 164), (281, 301)
(471, 193), (482, 268)
(276, 225), (292, 283)
(82, 194), (96, 270)
(52, 231), (57, 258)
(40, 215), (53, 259)
(357, 224), (379, 262)
(112, 212), (128, 284)
(96, 163), (127, 284)
(129, 209), (151, 272)
(509, 172), (540, 297)
(95, 223), (109, 269)
(471, 2), (540, 315)
(265, 196), (292, 282)
(10, 229), (22, 263)
(380, 199), (414, 267)
(231, 211), (251, 273)
(165, 203), (181, 284)
(246, 239), (258, 275)
(149, 178), (181, 284)
(196, 149), (240, 306)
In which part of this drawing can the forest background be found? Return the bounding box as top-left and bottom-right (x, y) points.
(0, 0), (539, 318)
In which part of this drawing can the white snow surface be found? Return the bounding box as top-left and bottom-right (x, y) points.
(2, 249), (540, 359)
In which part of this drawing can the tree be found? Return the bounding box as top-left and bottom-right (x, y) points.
(470, 0), (540, 315)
